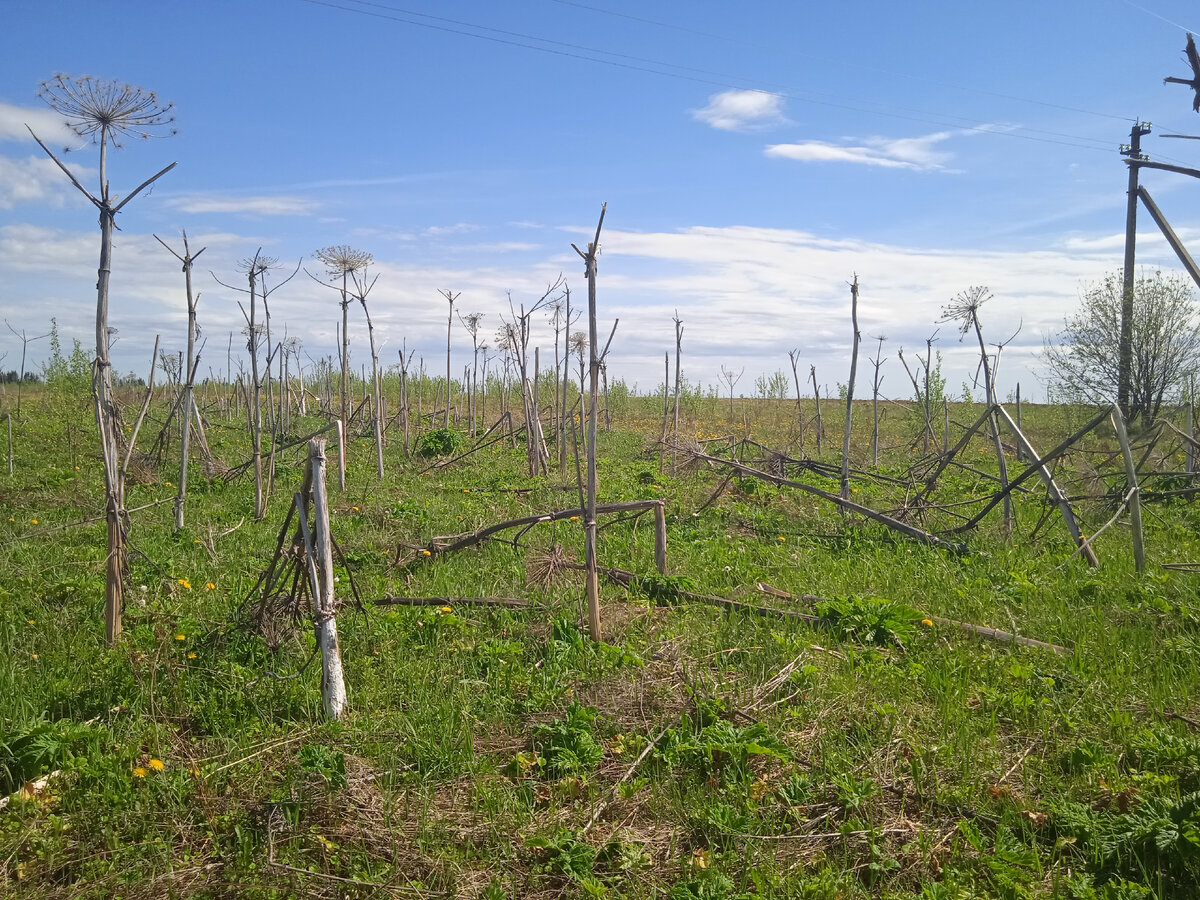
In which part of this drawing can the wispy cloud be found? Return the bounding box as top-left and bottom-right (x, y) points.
(424, 223), (482, 236)
(0, 102), (73, 143)
(165, 195), (318, 216)
(765, 131), (955, 170)
(0, 155), (92, 209)
(694, 90), (785, 131)
(1, 219), (1183, 401)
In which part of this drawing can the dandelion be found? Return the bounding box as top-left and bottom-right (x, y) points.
(569, 515), (580, 521)
(133, 767), (147, 778)
(74, 466), (79, 470)
(27, 619), (35, 625)
(30, 519), (37, 525)
(177, 578), (191, 589)
(777, 536), (786, 541)
(7, 518), (13, 522)
(921, 618), (934, 627)
(165, 481), (172, 487)
(187, 652), (196, 659)
(175, 633), (186, 641)
(421, 549), (432, 556)
(148, 758), (164, 771)
(439, 605), (452, 614)
(205, 582), (215, 590)
(462, 488), (470, 493)
(30, 653), (38, 660)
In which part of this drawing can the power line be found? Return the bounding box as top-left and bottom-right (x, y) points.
(293, 0), (1122, 156)
(544, 0), (1134, 123)
(1114, 0), (1198, 35)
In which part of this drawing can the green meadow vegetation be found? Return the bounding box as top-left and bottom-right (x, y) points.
(1, 366), (1199, 900)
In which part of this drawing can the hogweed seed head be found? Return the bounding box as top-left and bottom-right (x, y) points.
(39, 73), (175, 148)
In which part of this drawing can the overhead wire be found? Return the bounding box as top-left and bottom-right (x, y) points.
(545, 0), (1135, 124)
(294, 0), (1179, 158)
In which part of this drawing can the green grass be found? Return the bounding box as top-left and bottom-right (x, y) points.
(0, 384), (1198, 898)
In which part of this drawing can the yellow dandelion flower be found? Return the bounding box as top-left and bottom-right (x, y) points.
(74, 466), (79, 470)
(205, 582), (215, 590)
(569, 515), (580, 521)
(30, 519), (37, 525)
(27, 619), (35, 625)
(175, 633), (186, 641)
(187, 652), (196, 659)
(7, 518), (13, 522)
(462, 488), (470, 493)
(421, 549), (432, 556)
(778, 536), (786, 541)
(165, 481), (172, 487)
(439, 605), (452, 614)
(178, 579), (191, 589)
(133, 767), (147, 778)
(30, 653), (38, 660)
(148, 759), (164, 771)
(921, 618), (934, 627)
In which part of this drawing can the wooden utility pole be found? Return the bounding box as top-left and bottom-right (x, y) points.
(1110, 405), (1146, 573)
(572, 204), (607, 642)
(1119, 121), (1152, 420)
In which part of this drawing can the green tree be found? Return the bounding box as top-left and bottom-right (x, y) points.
(1042, 269), (1200, 427)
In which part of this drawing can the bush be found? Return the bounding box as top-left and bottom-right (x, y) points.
(414, 428), (465, 458)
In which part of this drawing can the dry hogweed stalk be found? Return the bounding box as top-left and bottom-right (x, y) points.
(30, 74), (177, 644)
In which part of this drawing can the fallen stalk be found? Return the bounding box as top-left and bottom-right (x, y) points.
(676, 444), (966, 553)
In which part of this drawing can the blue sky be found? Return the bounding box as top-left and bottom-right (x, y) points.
(3, 0), (1200, 401)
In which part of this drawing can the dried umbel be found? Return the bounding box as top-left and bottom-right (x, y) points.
(939, 285), (993, 337)
(314, 245), (373, 279)
(238, 254), (280, 278)
(38, 73), (175, 146)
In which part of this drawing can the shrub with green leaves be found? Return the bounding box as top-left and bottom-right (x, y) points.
(658, 715), (787, 784)
(531, 703), (604, 779)
(1052, 792), (1200, 892)
(816, 594), (923, 646)
(0, 719), (91, 794)
(414, 427), (465, 458)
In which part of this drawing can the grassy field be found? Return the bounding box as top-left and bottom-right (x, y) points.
(1, 381), (1199, 899)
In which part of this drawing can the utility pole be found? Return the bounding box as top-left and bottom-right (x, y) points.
(1118, 121), (1152, 420)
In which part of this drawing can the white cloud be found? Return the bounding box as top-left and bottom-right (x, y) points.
(766, 131), (955, 171)
(0, 155), (93, 209)
(0, 102), (73, 144)
(1, 218), (1188, 401)
(165, 195), (318, 216)
(693, 90), (785, 131)
(424, 223), (482, 236)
